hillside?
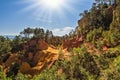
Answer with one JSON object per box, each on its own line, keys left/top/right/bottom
{"left": 0, "top": 0, "right": 120, "bottom": 80}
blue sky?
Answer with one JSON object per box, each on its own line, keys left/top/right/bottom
{"left": 0, "top": 0, "right": 94, "bottom": 36}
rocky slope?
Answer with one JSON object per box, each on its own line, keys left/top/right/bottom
{"left": 1, "top": 39, "right": 60, "bottom": 76}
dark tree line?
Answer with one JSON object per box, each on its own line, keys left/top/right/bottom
{"left": 20, "top": 27, "right": 68, "bottom": 46}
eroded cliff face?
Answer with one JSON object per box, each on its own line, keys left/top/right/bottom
{"left": 1, "top": 39, "right": 59, "bottom": 76}
{"left": 62, "top": 36, "right": 84, "bottom": 51}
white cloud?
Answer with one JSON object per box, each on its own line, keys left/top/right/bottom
{"left": 52, "top": 27, "right": 74, "bottom": 36}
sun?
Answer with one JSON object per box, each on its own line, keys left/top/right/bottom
{"left": 19, "top": 0, "right": 74, "bottom": 23}
{"left": 41, "top": 0, "right": 63, "bottom": 9}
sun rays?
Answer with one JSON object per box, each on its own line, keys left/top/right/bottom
{"left": 18, "top": 0, "right": 76, "bottom": 23}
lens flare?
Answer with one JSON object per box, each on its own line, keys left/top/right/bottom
{"left": 19, "top": 0, "right": 76, "bottom": 23}
{"left": 41, "top": 0, "right": 63, "bottom": 9}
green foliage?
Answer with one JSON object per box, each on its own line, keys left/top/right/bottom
{"left": 0, "top": 66, "right": 12, "bottom": 80}
{"left": 15, "top": 73, "right": 31, "bottom": 80}
{"left": 86, "top": 28, "right": 102, "bottom": 44}
{"left": 34, "top": 46, "right": 99, "bottom": 80}
{"left": 114, "top": 56, "right": 120, "bottom": 74}
{"left": 56, "top": 46, "right": 100, "bottom": 80}
{"left": 20, "top": 27, "right": 33, "bottom": 38}
{"left": 20, "top": 27, "right": 63, "bottom": 46}
{"left": 33, "top": 28, "right": 45, "bottom": 39}
{"left": 102, "top": 28, "right": 120, "bottom": 47}
{"left": 0, "top": 36, "right": 11, "bottom": 59}
{"left": 100, "top": 0, "right": 120, "bottom": 47}
{"left": 10, "top": 35, "right": 23, "bottom": 47}
{"left": 98, "top": 55, "right": 109, "bottom": 70}
{"left": 101, "top": 55, "right": 120, "bottom": 80}
{"left": 0, "top": 66, "right": 7, "bottom": 80}
{"left": 32, "top": 66, "right": 64, "bottom": 80}
{"left": 0, "top": 46, "right": 120, "bottom": 80}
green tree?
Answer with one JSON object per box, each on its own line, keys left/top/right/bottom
{"left": 45, "top": 30, "right": 53, "bottom": 43}
{"left": 0, "top": 36, "right": 11, "bottom": 58}
{"left": 20, "top": 27, "right": 33, "bottom": 38}
{"left": 33, "top": 28, "right": 45, "bottom": 39}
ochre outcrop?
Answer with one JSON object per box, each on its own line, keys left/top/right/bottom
{"left": 2, "top": 39, "right": 59, "bottom": 76}
{"left": 62, "top": 36, "right": 84, "bottom": 51}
